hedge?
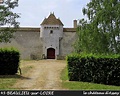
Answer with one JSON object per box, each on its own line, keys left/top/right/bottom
{"left": 0, "top": 48, "right": 20, "bottom": 75}
{"left": 67, "top": 54, "right": 120, "bottom": 86}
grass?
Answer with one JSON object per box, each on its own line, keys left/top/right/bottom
{"left": 1, "top": 60, "right": 120, "bottom": 90}
{"left": 0, "top": 75, "right": 20, "bottom": 90}
{"left": 61, "top": 66, "right": 120, "bottom": 90}
{"left": 0, "top": 60, "right": 33, "bottom": 90}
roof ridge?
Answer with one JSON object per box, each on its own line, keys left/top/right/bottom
{"left": 41, "top": 13, "right": 64, "bottom": 26}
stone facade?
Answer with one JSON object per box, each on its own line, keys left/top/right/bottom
{"left": 0, "top": 13, "right": 77, "bottom": 60}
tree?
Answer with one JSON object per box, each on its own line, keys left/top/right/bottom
{"left": 75, "top": 0, "right": 120, "bottom": 54}
{"left": 0, "top": 0, "right": 20, "bottom": 43}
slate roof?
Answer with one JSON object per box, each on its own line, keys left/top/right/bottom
{"left": 41, "top": 13, "right": 64, "bottom": 26}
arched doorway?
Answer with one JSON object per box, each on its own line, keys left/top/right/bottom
{"left": 47, "top": 48, "right": 55, "bottom": 59}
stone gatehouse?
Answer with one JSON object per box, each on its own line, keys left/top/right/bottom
{"left": 0, "top": 13, "right": 77, "bottom": 60}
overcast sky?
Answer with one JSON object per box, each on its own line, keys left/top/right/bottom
{"left": 13, "top": 0, "right": 90, "bottom": 28}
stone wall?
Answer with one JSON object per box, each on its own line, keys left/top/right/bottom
{"left": 0, "top": 28, "right": 77, "bottom": 60}
{"left": 0, "top": 31, "right": 43, "bottom": 60}
{"left": 60, "top": 32, "right": 77, "bottom": 58}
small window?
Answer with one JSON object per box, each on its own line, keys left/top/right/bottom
{"left": 50, "top": 30, "right": 53, "bottom": 34}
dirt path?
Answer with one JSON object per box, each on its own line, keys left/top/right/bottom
{"left": 13, "top": 60, "right": 66, "bottom": 90}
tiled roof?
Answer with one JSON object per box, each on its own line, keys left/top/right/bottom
{"left": 63, "top": 28, "right": 76, "bottom": 32}
{"left": 17, "top": 27, "right": 76, "bottom": 32}
{"left": 17, "top": 27, "right": 40, "bottom": 32}
{"left": 41, "top": 13, "right": 64, "bottom": 26}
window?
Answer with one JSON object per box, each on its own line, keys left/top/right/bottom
{"left": 57, "top": 27, "right": 59, "bottom": 29}
{"left": 50, "top": 30, "right": 53, "bottom": 34}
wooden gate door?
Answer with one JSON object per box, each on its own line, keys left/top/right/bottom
{"left": 47, "top": 48, "right": 55, "bottom": 59}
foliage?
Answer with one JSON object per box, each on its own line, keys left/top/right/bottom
{"left": 61, "top": 66, "right": 120, "bottom": 90}
{"left": 0, "top": 60, "right": 33, "bottom": 89}
{"left": 66, "top": 54, "right": 120, "bottom": 86}
{"left": 0, "top": 47, "right": 20, "bottom": 75}
{"left": 0, "top": 0, "right": 20, "bottom": 43}
{"left": 75, "top": 0, "right": 120, "bottom": 54}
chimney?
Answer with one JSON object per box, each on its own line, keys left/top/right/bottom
{"left": 73, "top": 20, "right": 77, "bottom": 28}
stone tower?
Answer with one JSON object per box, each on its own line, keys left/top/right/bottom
{"left": 40, "top": 13, "right": 64, "bottom": 59}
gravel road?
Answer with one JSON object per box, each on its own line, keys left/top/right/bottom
{"left": 13, "top": 60, "right": 66, "bottom": 90}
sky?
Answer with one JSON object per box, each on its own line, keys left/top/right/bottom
{"left": 13, "top": 0, "right": 90, "bottom": 28}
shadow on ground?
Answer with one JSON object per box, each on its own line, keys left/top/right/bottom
{"left": 0, "top": 74, "right": 31, "bottom": 79}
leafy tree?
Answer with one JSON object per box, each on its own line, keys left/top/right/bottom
{"left": 0, "top": 0, "right": 20, "bottom": 43}
{"left": 75, "top": 0, "right": 120, "bottom": 54}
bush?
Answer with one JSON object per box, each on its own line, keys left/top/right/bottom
{"left": 0, "top": 47, "right": 20, "bottom": 75}
{"left": 67, "top": 54, "right": 120, "bottom": 86}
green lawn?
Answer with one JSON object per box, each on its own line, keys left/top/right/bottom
{"left": 0, "top": 61, "right": 33, "bottom": 90}
{"left": 61, "top": 66, "right": 120, "bottom": 90}
{"left": 0, "top": 75, "right": 21, "bottom": 90}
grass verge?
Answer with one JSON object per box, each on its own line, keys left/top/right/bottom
{"left": 61, "top": 66, "right": 120, "bottom": 90}
{"left": 0, "top": 60, "right": 33, "bottom": 90}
